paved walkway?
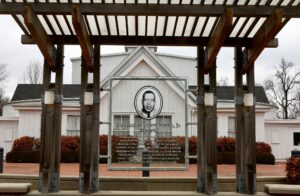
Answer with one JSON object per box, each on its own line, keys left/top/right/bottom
{"left": 2, "top": 162, "right": 286, "bottom": 177}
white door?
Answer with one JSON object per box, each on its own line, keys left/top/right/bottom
{"left": 0, "top": 128, "right": 14, "bottom": 158}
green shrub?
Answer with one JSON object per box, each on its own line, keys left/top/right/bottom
{"left": 61, "top": 136, "right": 80, "bottom": 152}
{"left": 7, "top": 135, "right": 276, "bottom": 165}
{"left": 216, "top": 152, "right": 275, "bottom": 165}
{"left": 286, "top": 157, "right": 300, "bottom": 183}
{"left": 12, "top": 136, "right": 36, "bottom": 152}
{"left": 6, "top": 151, "right": 40, "bottom": 163}
{"left": 61, "top": 151, "right": 79, "bottom": 163}
{"left": 189, "top": 136, "right": 197, "bottom": 155}
{"left": 217, "top": 152, "right": 235, "bottom": 164}
{"left": 99, "top": 134, "right": 108, "bottom": 155}
{"left": 256, "top": 142, "right": 272, "bottom": 153}
{"left": 217, "top": 137, "right": 235, "bottom": 152}
{"left": 256, "top": 153, "right": 275, "bottom": 165}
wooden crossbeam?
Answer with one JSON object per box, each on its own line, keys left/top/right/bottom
{"left": 23, "top": 5, "right": 56, "bottom": 71}
{"left": 21, "top": 35, "right": 279, "bottom": 48}
{"left": 204, "top": 8, "right": 233, "bottom": 73}
{"left": 243, "top": 8, "right": 283, "bottom": 74}
{"left": 72, "top": 5, "right": 93, "bottom": 72}
{"left": 1, "top": 3, "right": 300, "bottom": 18}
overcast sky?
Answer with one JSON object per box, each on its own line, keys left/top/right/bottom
{"left": 0, "top": 16, "right": 299, "bottom": 98}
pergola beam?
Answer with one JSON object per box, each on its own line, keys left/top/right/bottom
{"left": 1, "top": 3, "right": 300, "bottom": 17}
{"left": 243, "top": 8, "right": 283, "bottom": 74}
{"left": 21, "top": 35, "right": 279, "bottom": 48}
{"left": 204, "top": 8, "right": 233, "bottom": 73}
{"left": 72, "top": 5, "right": 93, "bottom": 72}
{"left": 23, "top": 5, "right": 56, "bottom": 71}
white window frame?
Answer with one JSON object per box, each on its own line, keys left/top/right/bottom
{"left": 228, "top": 117, "right": 235, "bottom": 138}
{"left": 156, "top": 115, "right": 172, "bottom": 137}
{"left": 67, "top": 115, "right": 80, "bottom": 136}
{"left": 113, "top": 114, "right": 130, "bottom": 136}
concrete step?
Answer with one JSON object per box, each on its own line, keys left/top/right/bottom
{"left": 27, "top": 190, "right": 270, "bottom": 196}
{"left": 0, "top": 183, "right": 31, "bottom": 193}
{"left": 265, "top": 184, "right": 300, "bottom": 194}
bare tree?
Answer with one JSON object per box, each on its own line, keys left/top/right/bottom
{"left": 0, "top": 64, "right": 9, "bottom": 116}
{"left": 264, "top": 58, "right": 300, "bottom": 119}
{"left": 23, "top": 60, "right": 42, "bottom": 84}
{"left": 217, "top": 77, "right": 229, "bottom": 86}
{"left": 0, "top": 64, "right": 9, "bottom": 83}
{"left": 0, "top": 89, "right": 9, "bottom": 116}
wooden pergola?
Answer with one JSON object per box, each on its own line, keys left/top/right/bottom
{"left": 0, "top": 0, "right": 299, "bottom": 194}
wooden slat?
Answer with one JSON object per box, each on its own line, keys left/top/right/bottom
{"left": 72, "top": 5, "right": 93, "bottom": 72}
{"left": 21, "top": 34, "right": 279, "bottom": 47}
{"left": 204, "top": 8, "right": 233, "bottom": 73}
{"left": 23, "top": 5, "right": 56, "bottom": 71}
{"left": 12, "top": 14, "right": 30, "bottom": 35}
{"left": 243, "top": 8, "right": 283, "bottom": 74}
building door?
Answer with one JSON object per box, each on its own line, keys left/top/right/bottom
{"left": 0, "top": 128, "right": 14, "bottom": 158}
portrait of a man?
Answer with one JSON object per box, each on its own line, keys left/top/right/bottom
{"left": 140, "top": 90, "right": 157, "bottom": 118}
{"left": 134, "top": 86, "right": 163, "bottom": 120}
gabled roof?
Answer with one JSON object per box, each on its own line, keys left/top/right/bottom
{"left": 11, "top": 84, "right": 269, "bottom": 104}
{"left": 100, "top": 46, "right": 178, "bottom": 88}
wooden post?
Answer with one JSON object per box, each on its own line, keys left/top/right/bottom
{"left": 205, "top": 60, "right": 217, "bottom": 194}
{"left": 197, "top": 46, "right": 205, "bottom": 193}
{"left": 235, "top": 47, "right": 246, "bottom": 192}
{"left": 91, "top": 45, "right": 100, "bottom": 191}
{"left": 79, "top": 45, "right": 100, "bottom": 193}
{"left": 235, "top": 47, "right": 256, "bottom": 194}
{"left": 39, "top": 45, "right": 64, "bottom": 193}
{"left": 197, "top": 47, "right": 217, "bottom": 194}
{"left": 244, "top": 60, "right": 256, "bottom": 194}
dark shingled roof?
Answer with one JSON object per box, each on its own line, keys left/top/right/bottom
{"left": 189, "top": 86, "right": 269, "bottom": 104}
{"left": 11, "top": 84, "right": 269, "bottom": 104}
{"left": 11, "top": 84, "right": 81, "bottom": 102}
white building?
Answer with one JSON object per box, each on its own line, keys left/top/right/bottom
{"left": 0, "top": 46, "right": 297, "bottom": 160}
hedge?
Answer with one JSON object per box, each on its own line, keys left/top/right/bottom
{"left": 6, "top": 151, "right": 40, "bottom": 163}
{"left": 6, "top": 135, "right": 275, "bottom": 165}
{"left": 286, "top": 157, "right": 300, "bottom": 183}
{"left": 217, "top": 152, "right": 275, "bottom": 165}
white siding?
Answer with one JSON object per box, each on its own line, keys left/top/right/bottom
{"left": 0, "top": 120, "right": 18, "bottom": 157}
{"left": 71, "top": 54, "right": 128, "bottom": 84}
{"left": 217, "top": 113, "right": 229, "bottom": 137}
{"left": 156, "top": 54, "right": 197, "bottom": 85}
{"left": 18, "top": 111, "right": 41, "bottom": 138}
{"left": 256, "top": 113, "right": 265, "bottom": 141}
{"left": 2, "top": 105, "right": 18, "bottom": 117}
{"left": 265, "top": 121, "right": 300, "bottom": 160}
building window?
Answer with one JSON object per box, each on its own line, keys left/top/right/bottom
{"left": 67, "top": 115, "right": 80, "bottom": 136}
{"left": 113, "top": 115, "right": 130, "bottom": 136}
{"left": 228, "top": 117, "right": 235, "bottom": 138}
{"left": 271, "top": 131, "right": 280, "bottom": 144}
{"left": 134, "top": 115, "right": 151, "bottom": 137}
{"left": 294, "top": 132, "right": 300, "bottom": 146}
{"left": 156, "top": 115, "right": 172, "bottom": 137}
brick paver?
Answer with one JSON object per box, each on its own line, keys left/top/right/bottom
{"left": 2, "top": 162, "right": 286, "bottom": 177}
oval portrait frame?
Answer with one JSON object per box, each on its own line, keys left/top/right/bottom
{"left": 134, "top": 86, "right": 163, "bottom": 120}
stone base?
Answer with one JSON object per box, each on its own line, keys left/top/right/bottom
{"left": 27, "top": 190, "right": 270, "bottom": 196}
